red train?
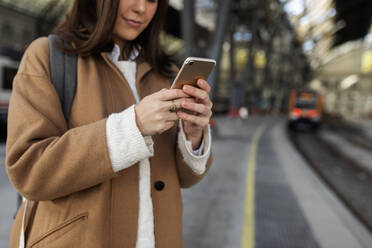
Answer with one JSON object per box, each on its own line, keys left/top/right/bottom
{"left": 288, "top": 90, "right": 323, "bottom": 131}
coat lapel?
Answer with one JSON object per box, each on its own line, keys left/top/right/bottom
{"left": 136, "top": 61, "right": 152, "bottom": 85}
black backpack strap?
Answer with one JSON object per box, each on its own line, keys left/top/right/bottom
{"left": 48, "top": 34, "right": 77, "bottom": 122}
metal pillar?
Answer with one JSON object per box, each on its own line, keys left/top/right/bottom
{"left": 208, "top": 0, "right": 232, "bottom": 101}
{"left": 240, "top": 0, "right": 263, "bottom": 113}
{"left": 229, "top": 15, "right": 237, "bottom": 83}
{"left": 262, "top": 27, "right": 278, "bottom": 109}
{"left": 245, "top": 0, "right": 261, "bottom": 87}
{"left": 182, "top": 0, "right": 195, "bottom": 58}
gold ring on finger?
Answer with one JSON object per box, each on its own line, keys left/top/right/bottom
{"left": 170, "top": 102, "right": 178, "bottom": 112}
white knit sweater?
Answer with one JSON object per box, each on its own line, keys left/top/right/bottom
{"left": 105, "top": 44, "right": 211, "bottom": 248}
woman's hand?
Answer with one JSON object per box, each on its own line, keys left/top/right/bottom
{"left": 178, "top": 79, "right": 213, "bottom": 150}
{"left": 135, "top": 89, "right": 188, "bottom": 136}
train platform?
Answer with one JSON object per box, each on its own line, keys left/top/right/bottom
{"left": 1, "top": 116, "right": 371, "bottom": 247}
{"left": 257, "top": 120, "right": 371, "bottom": 248}
{"left": 182, "top": 116, "right": 372, "bottom": 248}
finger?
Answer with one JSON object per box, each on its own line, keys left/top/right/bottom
{"left": 181, "top": 97, "right": 197, "bottom": 103}
{"left": 158, "top": 89, "right": 189, "bottom": 101}
{"left": 186, "top": 90, "right": 212, "bottom": 109}
{"left": 162, "top": 98, "right": 184, "bottom": 111}
{"left": 181, "top": 100, "right": 210, "bottom": 116}
{"left": 177, "top": 111, "right": 209, "bottom": 127}
{"left": 182, "top": 85, "right": 210, "bottom": 102}
{"left": 176, "top": 98, "right": 197, "bottom": 115}
{"left": 196, "top": 79, "right": 211, "bottom": 93}
{"left": 159, "top": 99, "right": 181, "bottom": 113}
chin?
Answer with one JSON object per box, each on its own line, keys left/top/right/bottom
{"left": 121, "top": 31, "right": 142, "bottom": 41}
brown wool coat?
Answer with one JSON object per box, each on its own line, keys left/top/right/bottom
{"left": 5, "top": 37, "right": 212, "bottom": 248}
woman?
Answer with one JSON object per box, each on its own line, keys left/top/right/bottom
{"left": 5, "top": 0, "right": 213, "bottom": 247}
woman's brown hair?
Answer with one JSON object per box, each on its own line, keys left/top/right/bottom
{"left": 55, "top": 0, "right": 173, "bottom": 77}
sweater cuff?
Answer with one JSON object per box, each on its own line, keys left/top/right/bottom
{"left": 177, "top": 120, "right": 211, "bottom": 175}
{"left": 192, "top": 138, "right": 204, "bottom": 156}
{"left": 106, "top": 105, "right": 154, "bottom": 173}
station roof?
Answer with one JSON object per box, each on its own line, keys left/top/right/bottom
{"left": 284, "top": 0, "right": 372, "bottom": 67}
{"left": 333, "top": 0, "right": 372, "bottom": 46}
{"left": 1, "top": 0, "right": 370, "bottom": 52}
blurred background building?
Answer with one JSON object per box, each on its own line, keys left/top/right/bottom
{"left": 0, "top": 0, "right": 371, "bottom": 119}
{"left": 0, "top": 0, "right": 71, "bottom": 50}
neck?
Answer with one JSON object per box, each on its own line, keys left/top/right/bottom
{"left": 113, "top": 38, "right": 130, "bottom": 60}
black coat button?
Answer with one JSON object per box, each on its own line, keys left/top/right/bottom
{"left": 154, "top": 181, "right": 165, "bottom": 191}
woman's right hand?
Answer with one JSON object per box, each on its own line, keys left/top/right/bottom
{"left": 135, "top": 89, "right": 189, "bottom": 136}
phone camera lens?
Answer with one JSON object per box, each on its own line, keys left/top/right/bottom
{"left": 188, "top": 61, "right": 194, "bottom": 66}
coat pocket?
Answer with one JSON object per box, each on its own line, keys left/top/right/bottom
{"left": 28, "top": 212, "right": 88, "bottom": 248}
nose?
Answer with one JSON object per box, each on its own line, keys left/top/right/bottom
{"left": 132, "top": 0, "right": 146, "bottom": 14}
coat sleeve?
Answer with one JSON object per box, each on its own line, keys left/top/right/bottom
{"left": 175, "top": 123, "right": 213, "bottom": 188}
{"left": 5, "top": 38, "right": 116, "bottom": 201}
{"left": 168, "top": 64, "right": 213, "bottom": 188}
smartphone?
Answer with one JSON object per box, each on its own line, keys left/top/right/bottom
{"left": 170, "top": 57, "right": 216, "bottom": 89}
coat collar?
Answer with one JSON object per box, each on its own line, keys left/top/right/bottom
{"left": 101, "top": 44, "right": 152, "bottom": 83}
{"left": 136, "top": 60, "right": 152, "bottom": 83}
{"left": 108, "top": 44, "right": 140, "bottom": 62}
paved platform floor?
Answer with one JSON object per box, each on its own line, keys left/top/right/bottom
{"left": 268, "top": 120, "right": 371, "bottom": 248}
{"left": 0, "top": 143, "right": 17, "bottom": 247}
{"left": 183, "top": 116, "right": 371, "bottom": 248}
{"left": 1, "top": 116, "right": 371, "bottom": 247}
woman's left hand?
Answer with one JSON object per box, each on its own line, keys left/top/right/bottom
{"left": 177, "top": 79, "right": 213, "bottom": 150}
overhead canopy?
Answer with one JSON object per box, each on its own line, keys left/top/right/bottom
{"left": 334, "top": 0, "right": 372, "bottom": 46}
{"left": 317, "top": 43, "right": 366, "bottom": 79}
{"left": 284, "top": 0, "right": 372, "bottom": 68}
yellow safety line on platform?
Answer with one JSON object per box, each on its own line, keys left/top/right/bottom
{"left": 241, "top": 122, "right": 267, "bottom": 248}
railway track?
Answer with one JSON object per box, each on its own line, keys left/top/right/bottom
{"left": 288, "top": 127, "right": 372, "bottom": 234}
{"left": 324, "top": 118, "right": 372, "bottom": 152}
{"left": 330, "top": 126, "right": 372, "bottom": 153}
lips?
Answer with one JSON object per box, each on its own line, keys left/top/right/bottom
{"left": 123, "top": 17, "right": 142, "bottom": 28}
